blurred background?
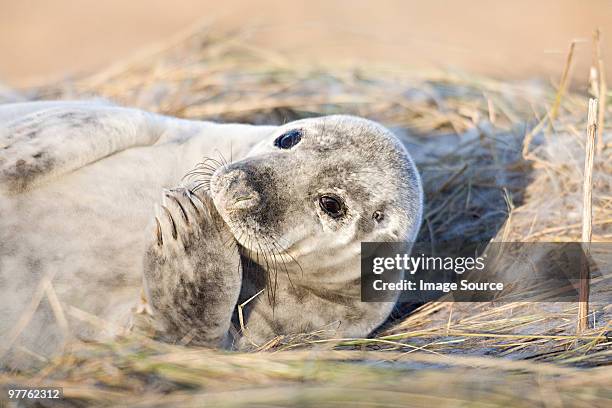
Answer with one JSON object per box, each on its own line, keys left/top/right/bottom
{"left": 1, "top": 0, "right": 611, "bottom": 88}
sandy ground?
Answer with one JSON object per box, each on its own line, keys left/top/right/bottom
{"left": 1, "top": 0, "right": 611, "bottom": 87}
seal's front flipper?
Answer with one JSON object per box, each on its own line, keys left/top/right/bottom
{"left": 0, "top": 104, "right": 164, "bottom": 194}
{"left": 142, "top": 187, "right": 242, "bottom": 347}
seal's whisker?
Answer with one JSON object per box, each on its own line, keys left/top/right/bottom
{"left": 269, "top": 238, "right": 300, "bottom": 284}
{"left": 261, "top": 241, "right": 277, "bottom": 307}
{"left": 194, "top": 164, "right": 216, "bottom": 174}
{"left": 184, "top": 176, "right": 211, "bottom": 188}
{"left": 193, "top": 159, "right": 218, "bottom": 169}
{"left": 189, "top": 167, "right": 216, "bottom": 177}
{"left": 198, "top": 156, "right": 223, "bottom": 166}
{"left": 184, "top": 150, "right": 235, "bottom": 195}
{"left": 190, "top": 158, "right": 220, "bottom": 173}
{"left": 264, "top": 241, "right": 280, "bottom": 311}
{"left": 182, "top": 156, "right": 224, "bottom": 193}
{"left": 185, "top": 169, "right": 214, "bottom": 175}
{"left": 253, "top": 238, "right": 273, "bottom": 305}
{"left": 182, "top": 172, "right": 208, "bottom": 184}
{"left": 194, "top": 158, "right": 222, "bottom": 171}
{"left": 183, "top": 171, "right": 214, "bottom": 181}
{"left": 186, "top": 179, "right": 211, "bottom": 190}
{"left": 263, "top": 238, "right": 281, "bottom": 290}
{"left": 188, "top": 180, "right": 210, "bottom": 191}
{"left": 272, "top": 236, "right": 305, "bottom": 278}
{"left": 214, "top": 149, "right": 229, "bottom": 168}
{"left": 187, "top": 167, "right": 216, "bottom": 179}
{"left": 236, "top": 231, "right": 253, "bottom": 281}
{"left": 200, "top": 157, "right": 224, "bottom": 169}
{"left": 191, "top": 182, "right": 211, "bottom": 193}
{"left": 250, "top": 233, "right": 260, "bottom": 274}
{"left": 258, "top": 240, "right": 279, "bottom": 308}
{"left": 239, "top": 232, "right": 277, "bottom": 308}
{"left": 264, "top": 236, "right": 293, "bottom": 289}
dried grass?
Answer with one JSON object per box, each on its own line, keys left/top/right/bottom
{"left": 1, "top": 25, "right": 610, "bottom": 407}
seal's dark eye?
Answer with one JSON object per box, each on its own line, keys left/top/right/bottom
{"left": 274, "top": 129, "right": 302, "bottom": 149}
{"left": 319, "top": 195, "right": 345, "bottom": 218}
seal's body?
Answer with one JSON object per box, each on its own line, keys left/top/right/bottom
{"left": 0, "top": 101, "right": 422, "bottom": 362}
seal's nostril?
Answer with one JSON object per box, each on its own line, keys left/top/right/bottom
{"left": 234, "top": 195, "right": 253, "bottom": 203}
{"left": 229, "top": 193, "right": 260, "bottom": 210}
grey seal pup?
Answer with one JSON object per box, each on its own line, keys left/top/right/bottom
{"left": 0, "top": 101, "right": 422, "bottom": 362}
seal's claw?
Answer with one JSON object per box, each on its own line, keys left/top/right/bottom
{"left": 154, "top": 203, "right": 177, "bottom": 245}
{"left": 185, "top": 188, "right": 207, "bottom": 219}
{"left": 162, "top": 190, "right": 191, "bottom": 242}
{"left": 154, "top": 217, "right": 163, "bottom": 246}
{"left": 161, "top": 187, "right": 215, "bottom": 246}
{"left": 171, "top": 188, "right": 202, "bottom": 227}
{"left": 152, "top": 187, "right": 230, "bottom": 256}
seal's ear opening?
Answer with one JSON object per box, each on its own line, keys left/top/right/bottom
{"left": 371, "top": 207, "right": 415, "bottom": 243}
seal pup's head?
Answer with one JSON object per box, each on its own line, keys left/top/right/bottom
{"left": 209, "top": 115, "right": 422, "bottom": 271}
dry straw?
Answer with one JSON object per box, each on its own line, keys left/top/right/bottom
{"left": 592, "top": 29, "right": 608, "bottom": 153}
{"left": 578, "top": 98, "right": 597, "bottom": 333}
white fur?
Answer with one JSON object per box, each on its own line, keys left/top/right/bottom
{"left": 0, "top": 101, "right": 274, "bottom": 363}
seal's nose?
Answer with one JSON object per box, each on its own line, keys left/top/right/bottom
{"left": 211, "top": 168, "right": 261, "bottom": 211}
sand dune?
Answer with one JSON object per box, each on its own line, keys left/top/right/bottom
{"left": 1, "top": 0, "right": 611, "bottom": 86}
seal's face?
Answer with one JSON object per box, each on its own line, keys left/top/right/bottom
{"left": 209, "top": 115, "right": 422, "bottom": 266}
